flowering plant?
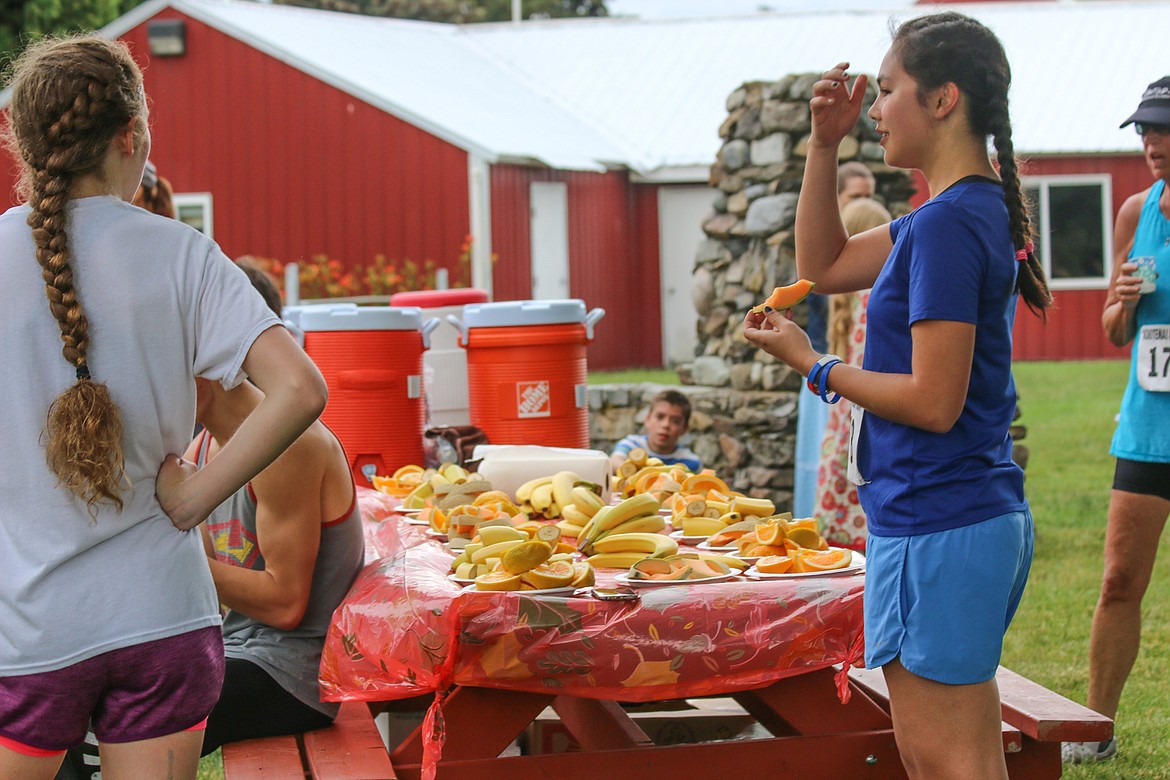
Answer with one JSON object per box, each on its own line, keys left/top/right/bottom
{"left": 246, "top": 236, "right": 480, "bottom": 300}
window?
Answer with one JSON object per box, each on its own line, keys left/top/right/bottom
{"left": 1022, "top": 175, "right": 1112, "bottom": 290}
{"left": 173, "top": 192, "right": 213, "bottom": 238}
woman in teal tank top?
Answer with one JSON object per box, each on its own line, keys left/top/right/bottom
{"left": 1066, "top": 76, "right": 1170, "bottom": 766}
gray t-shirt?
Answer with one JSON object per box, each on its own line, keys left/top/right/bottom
{"left": 0, "top": 196, "right": 279, "bottom": 675}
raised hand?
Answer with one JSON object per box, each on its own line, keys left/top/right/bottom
{"left": 809, "top": 63, "right": 869, "bottom": 150}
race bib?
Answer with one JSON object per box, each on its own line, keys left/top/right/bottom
{"left": 847, "top": 404, "right": 869, "bottom": 486}
{"left": 1137, "top": 324, "right": 1170, "bottom": 392}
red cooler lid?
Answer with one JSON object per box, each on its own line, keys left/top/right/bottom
{"left": 390, "top": 288, "right": 489, "bottom": 308}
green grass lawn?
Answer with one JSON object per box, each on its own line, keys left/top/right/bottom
{"left": 1006, "top": 359, "right": 1169, "bottom": 778}
{"left": 200, "top": 359, "right": 1162, "bottom": 778}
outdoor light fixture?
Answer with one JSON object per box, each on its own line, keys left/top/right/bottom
{"left": 147, "top": 19, "right": 186, "bottom": 57}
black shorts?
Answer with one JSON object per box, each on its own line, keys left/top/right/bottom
{"left": 1113, "top": 458, "right": 1170, "bottom": 502}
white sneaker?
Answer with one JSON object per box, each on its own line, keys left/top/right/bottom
{"left": 1062, "top": 737, "right": 1118, "bottom": 764}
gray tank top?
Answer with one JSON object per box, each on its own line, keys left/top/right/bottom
{"left": 197, "top": 432, "right": 364, "bottom": 715}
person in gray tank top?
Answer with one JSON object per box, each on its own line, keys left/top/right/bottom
{"left": 190, "top": 266, "right": 365, "bottom": 755}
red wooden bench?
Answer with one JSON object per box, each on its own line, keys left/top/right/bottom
{"left": 221, "top": 701, "right": 396, "bottom": 779}
{"left": 847, "top": 665, "right": 1113, "bottom": 778}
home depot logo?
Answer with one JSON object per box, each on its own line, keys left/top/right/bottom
{"left": 517, "top": 380, "right": 551, "bottom": 418}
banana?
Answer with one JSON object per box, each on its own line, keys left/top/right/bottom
{"left": 592, "top": 533, "right": 678, "bottom": 557}
{"left": 441, "top": 463, "right": 469, "bottom": 482}
{"left": 595, "top": 493, "right": 662, "bottom": 534}
{"left": 717, "top": 512, "right": 744, "bottom": 526}
{"left": 476, "top": 525, "right": 528, "bottom": 545}
{"left": 560, "top": 504, "right": 593, "bottom": 526}
{"left": 599, "top": 514, "right": 666, "bottom": 538}
{"left": 682, "top": 516, "right": 727, "bottom": 537}
{"left": 555, "top": 519, "right": 585, "bottom": 537}
{"left": 731, "top": 496, "right": 777, "bottom": 517}
{"left": 529, "top": 483, "right": 555, "bottom": 513}
{"left": 585, "top": 552, "right": 652, "bottom": 569}
{"left": 694, "top": 553, "right": 749, "bottom": 571}
{"left": 402, "top": 480, "right": 434, "bottom": 509}
{"left": 515, "top": 475, "right": 554, "bottom": 504}
{"left": 470, "top": 539, "right": 524, "bottom": 563}
{"left": 550, "top": 471, "right": 579, "bottom": 511}
{"left": 570, "top": 486, "right": 605, "bottom": 517}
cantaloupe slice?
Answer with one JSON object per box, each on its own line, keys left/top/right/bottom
{"left": 749, "top": 279, "right": 815, "bottom": 314}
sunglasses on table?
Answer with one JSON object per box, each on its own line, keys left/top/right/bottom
{"left": 1136, "top": 122, "right": 1170, "bottom": 137}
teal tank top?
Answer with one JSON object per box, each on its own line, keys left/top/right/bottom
{"left": 1111, "top": 179, "right": 1170, "bottom": 463}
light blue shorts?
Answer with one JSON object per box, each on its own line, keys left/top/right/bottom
{"left": 864, "top": 510, "right": 1034, "bottom": 684}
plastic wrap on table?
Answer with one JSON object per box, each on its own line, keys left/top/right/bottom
{"left": 321, "top": 543, "right": 864, "bottom": 704}
{"left": 356, "top": 486, "right": 430, "bottom": 562}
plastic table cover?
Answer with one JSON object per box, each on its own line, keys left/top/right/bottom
{"left": 320, "top": 535, "right": 864, "bottom": 705}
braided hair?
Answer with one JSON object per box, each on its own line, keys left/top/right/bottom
{"left": 3, "top": 36, "right": 146, "bottom": 514}
{"left": 892, "top": 12, "right": 1052, "bottom": 318}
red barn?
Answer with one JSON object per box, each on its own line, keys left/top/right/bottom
{"left": 2, "top": 0, "right": 1163, "bottom": 366}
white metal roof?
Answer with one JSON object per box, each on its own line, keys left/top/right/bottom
{"left": 102, "top": 0, "right": 1165, "bottom": 173}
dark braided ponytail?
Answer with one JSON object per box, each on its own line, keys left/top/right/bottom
{"left": 3, "top": 36, "right": 147, "bottom": 515}
{"left": 893, "top": 12, "right": 1053, "bottom": 318}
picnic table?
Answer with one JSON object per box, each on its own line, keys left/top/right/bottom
{"left": 310, "top": 493, "right": 1109, "bottom": 780}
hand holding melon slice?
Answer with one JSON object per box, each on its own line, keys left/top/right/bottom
{"left": 749, "top": 279, "right": 815, "bottom": 314}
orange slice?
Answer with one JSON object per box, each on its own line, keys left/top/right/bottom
{"left": 474, "top": 571, "right": 522, "bottom": 591}
{"left": 793, "top": 548, "right": 853, "bottom": 573}
{"left": 520, "top": 560, "right": 575, "bottom": 589}
{"left": 754, "top": 519, "right": 787, "bottom": 547}
{"left": 756, "top": 555, "right": 795, "bottom": 574}
{"left": 786, "top": 527, "right": 824, "bottom": 550}
{"left": 681, "top": 473, "right": 730, "bottom": 496}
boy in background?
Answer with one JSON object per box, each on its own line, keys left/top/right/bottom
{"left": 610, "top": 390, "right": 701, "bottom": 472}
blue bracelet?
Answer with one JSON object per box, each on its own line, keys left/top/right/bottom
{"left": 807, "top": 354, "right": 843, "bottom": 397}
{"left": 819, "top": 359, "right": 843, "bottom": 404}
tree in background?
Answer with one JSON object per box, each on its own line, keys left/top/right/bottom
{"left": 274, "top": 0, "right": 607, "bottom": 23}
{"left": 1, "top": 0, "right": 147, "bottom": 67}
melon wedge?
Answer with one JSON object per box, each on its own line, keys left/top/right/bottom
{"left": 749, "top": 279, "right": 815, "bottom": 314}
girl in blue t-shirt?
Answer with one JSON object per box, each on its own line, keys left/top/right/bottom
{"left": 744, "top": 12, "right": 1051, "bottom": 780}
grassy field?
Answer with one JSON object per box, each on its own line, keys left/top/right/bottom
{"left": 199, "top": 359, "right": 1164, "bottom": 778}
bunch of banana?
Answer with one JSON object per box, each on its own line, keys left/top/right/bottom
{"left": 514, "top": 471, "right": 603, "bottom": 521}
{"left": 575, "top": 492, "right": 664, "bottom": 558}
{"left": 584, "top": 531, "right": 678, "bottom": 569}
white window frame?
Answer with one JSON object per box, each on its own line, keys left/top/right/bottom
{"left": 173, "top": 192, "right": 214, "bottom": 238}
{"left": 1021, "top": 174, "right": 1112, "bottom": 291}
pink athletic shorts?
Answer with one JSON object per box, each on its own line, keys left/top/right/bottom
{"left": 0, "top": 626, "right": 224, "bottom": 753}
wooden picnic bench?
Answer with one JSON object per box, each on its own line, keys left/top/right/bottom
{"left": 221, "top": 701, "right": 395, "bottom": 779}
{"left": 847, "top": 665, "right": 1113, "bottom": 778}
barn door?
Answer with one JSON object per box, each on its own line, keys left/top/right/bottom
{"left": 658, "top": 185, "right": 714, "bottom": 365}
{"left": 530, "top": 182, "right": 570, "bottom": 300}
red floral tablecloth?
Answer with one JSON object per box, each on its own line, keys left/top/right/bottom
{"left": 321, "top": 536, "right": 865, "bottom": 704}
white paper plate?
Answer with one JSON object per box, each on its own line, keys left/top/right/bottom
{"left": 668, "top": 529, "right": 708, "bottom": 545}
{"left": 695, "top": 540, "right": 737, "bottom": 552}
{"left": 460, "top": 584, "right": 576, "bottom": 596}
{"left": 398, "top": 506, "right": 424, "bottom": 514}
{"left": 425, "top": 529, "right": 449, "bottom": 541}
{"left": 613, "top": 571, "right": 739, "bottom": 588}
{"left": 404, "top": 517, "right": 430, "bottom": 526}
{"left": 448, "top": 574, "right": 475, "bottom": 585}
{"left": 745, "top": 550, "right": 866, "bottom": 579}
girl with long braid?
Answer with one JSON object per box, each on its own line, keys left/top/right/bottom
{"left": 0, "top": 36, "right": 326, "bottom": 779}
{"left": 745, "top": 12, "right": 1050, "bottom": 778}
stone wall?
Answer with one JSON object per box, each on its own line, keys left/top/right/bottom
{"left": 588, "top": 383, "right": 800, "bottom": 508}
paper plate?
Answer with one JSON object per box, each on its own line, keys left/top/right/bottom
{"left": 425, "top": 529, "right": 449, "bottom": 542}
{"left": 613, "top": 571, "right": 739, "bottom": 588}
{"left": 668, "top": 529, "right": 708, "bottom": 545}
{"left": 745, "top": 550, "right": 866, "bottom": 579}
{"left": 695, "top": 540, "right": 737, "bottom": 552}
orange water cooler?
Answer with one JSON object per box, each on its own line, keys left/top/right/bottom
{"left": 297, "top": 305, "right": 439, "bottom": 486}
{"left": 449, "top": 300, "right": 605, "bottom": 448}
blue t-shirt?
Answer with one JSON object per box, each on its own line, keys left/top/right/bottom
{"left": 1111, "top": 180, "right": 1170, "bottom": 463}
{"left": 612, "top": 434, "right": 702, "bottom": 472}
{"left": 857, "top": 177, "right": 1027, "bottom": 537}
